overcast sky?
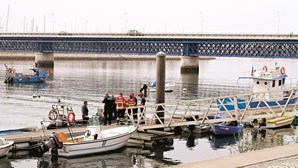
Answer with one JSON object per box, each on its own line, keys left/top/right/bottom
{"left": 0, "top": 0, "right": 297, "bottom": 34}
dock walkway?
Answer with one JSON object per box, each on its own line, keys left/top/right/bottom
{"left": 172, "top": 142, "right": 298, "bottom": 168}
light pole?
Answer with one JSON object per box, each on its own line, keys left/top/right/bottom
{"left": 124, "top": 12, "right": 128, "bottom": 32}
{"left": 277, "top": 11, "right": 280, "bottom": 34}
{"left": 52, "top": 13, "right": 55, "bottom": 33}
{"left": 200, "top": 12, "right": 204, "bottom": 34}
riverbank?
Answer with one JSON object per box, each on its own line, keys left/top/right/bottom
{"left": 172, "top": 142, "right": 298, "bottom": 168}
{"left": 0, "top": 52, "right": 215, "bottom": 60}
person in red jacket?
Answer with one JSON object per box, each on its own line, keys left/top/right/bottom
{"left": 115, "top": 92, "right": 126, "bottom": 125}
{"left": 127, "top": 93, "right": 137, "bottom": 124}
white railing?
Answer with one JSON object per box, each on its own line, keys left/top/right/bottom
{"left": 125, "top": 87, "right": 298, "bottom": 130}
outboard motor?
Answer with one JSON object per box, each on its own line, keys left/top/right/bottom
{"left": 36, "top": 132, "right": 64, "bottom": 156}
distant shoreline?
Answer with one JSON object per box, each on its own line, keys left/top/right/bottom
{"left": 0, "top": 52, "right": 215, "bottom": 61}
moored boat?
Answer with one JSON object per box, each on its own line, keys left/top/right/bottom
{"left": 211, "top": 121, "right": 243, "bottom": 135}
{"left": 0, "top": 138, "right": 14, "bottom": 157}
{"left": 292, "top": 115, "right": 298, "bottom": 126}
{"left": 4, "top": 64, "right": 47, "bottom": 84}
{"left": 148, "top": 81, "right": 175, "bottom": 92}
{"left": 217, "top": 64, "right": 298, "bottom": 111}
{"left": 37, "top": 118, "right": 136, "bottom": 158}
{"left": 253, "top": 115, "right": 295, "bottom": 129}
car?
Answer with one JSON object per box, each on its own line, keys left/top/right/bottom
{"left": 127, "top": 30, "right": 143, "bottom": 36}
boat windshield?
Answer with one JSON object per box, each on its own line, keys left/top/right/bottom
{"left": 87, "top": 117, "right": 101, "bottom": 126}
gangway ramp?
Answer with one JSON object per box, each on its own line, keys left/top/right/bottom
{"left": 127, "top": 88, "right": 298, "bottom": 131}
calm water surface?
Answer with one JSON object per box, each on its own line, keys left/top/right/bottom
{"left": 1, "top": 57, "right": 298, "bottom": 167}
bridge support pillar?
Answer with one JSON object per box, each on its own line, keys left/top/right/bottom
{"left": 180, "top": 56, "right": 199, "bottom": 74}
{"left": 35, "top": 52, "right": 54, "bottom": 68}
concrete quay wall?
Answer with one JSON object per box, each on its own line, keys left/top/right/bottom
{"left": 0, "top": 52, "right": 181, "bottom": 60}
{"left": 172, "top": 143, "right": 298, "bottom": 168}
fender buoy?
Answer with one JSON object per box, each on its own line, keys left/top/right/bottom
{"left": 280, "top": 67, "right": 286, "bottom": 74}
{"left": 262, "top": 66, "right": 268, "bottom": 72}
{"left": 48, "top": 110, "right": 58, "bottom": 120}
{"left": 66, "top": 111, "right": 75, "bottom": 123}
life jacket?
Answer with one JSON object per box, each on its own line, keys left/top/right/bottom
{"left": 115, "top": 96, "right": 126, "bottom": 110}
{"left": 127, "top": 98, "right": 136, "bottom": 107}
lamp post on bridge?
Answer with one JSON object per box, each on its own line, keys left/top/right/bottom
{"left": 52, "top": 13, "right": 55, "bottom": 33}
{"left": 277, "top": 11, "right": 280, "bottom": 34}
{"left": 200, "top": 12, "right": 204, "bottom": 34}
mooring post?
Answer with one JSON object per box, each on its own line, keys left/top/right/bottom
{"left": 155, "top": 51, "right": 166, "bottom": 125}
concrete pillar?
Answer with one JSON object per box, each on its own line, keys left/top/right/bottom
{"left": 155, "top": 51, "right": 166, "bottom": 124}
{"left": 180, "top": 72, "right": 199, "bottom": 96}
{"left": 35, "top": 52, "right": 54, "bottom": 68}
{"left": 180, "top": 56, "right": 199, "bottom": 74}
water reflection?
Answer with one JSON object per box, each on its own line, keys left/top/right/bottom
{"left": 0, "top": 157, "right": 12, "bottom": 168}
{"left": 209, "top": 134, "right": 239, "bottom": 149}
{"left": 38, "top": 150, "right": 132, "bottom": 168}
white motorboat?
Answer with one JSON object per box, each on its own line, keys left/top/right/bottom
{"left": 0, "top": 138, "right": 14, "bottom": 157}
{"left": 148, "top": 81, "right": 175, "bottom": 92}
{"left": 38, "top": 119, "right": 136, "bottom": 158}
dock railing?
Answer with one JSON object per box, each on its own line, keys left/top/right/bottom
{"left": 126, "top": 87, "right": 298, "bottom": 130}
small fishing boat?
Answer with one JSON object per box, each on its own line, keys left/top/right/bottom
{"left": 211, "top": 121, "right": 243, "bottom": 135}
{"left": 253, "top": 115, "right": 295, "bottom": 129}
{"left": 37, "top": 118, "right": 136, "bottom": 158}
{"left": 217, "top": 64, "right": 298, "bottom": 111}
{"left": 4, "top": 64, "right": 47, "bottom": 83}
{"left": 292, "top": 115, "right": 298, "bottom": 126}
{"left": 148, "top": 81, "right": 175, "bottom": 92}
{"left": 0, "top": 138, "right": 14, "bottom": 157}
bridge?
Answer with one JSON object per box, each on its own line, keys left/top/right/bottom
{"left": 1, "top": 33, "right": 298, "bottom": 68}
{"left": 1, "top": 33, "right": 298, "bottom": 57}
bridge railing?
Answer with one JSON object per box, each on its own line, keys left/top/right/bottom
{"left": 1, "top": 32, "right": 298, "bottom": 40}
{"left": 126, "top": 87, "right": 298, "bottom": 130}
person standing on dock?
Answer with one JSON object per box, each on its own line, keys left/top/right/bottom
{"left": 127, "top": 93, "right": 137, "bottom": 124}
{"left": 115, "top": 92, "right": 126, "bottom": 125}
{"left": 138, "top": 92, "right": 146, "bottom": 124}
{"left": 81, "top": 100, "right": 89, "bottom": 121}
{"left": 102, "top": 93, "right": 114, "bottom": 125}
{"left": 111, "top": 94, "right": 117, "bottom": 121}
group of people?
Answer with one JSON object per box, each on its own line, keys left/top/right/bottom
{"left": 81, "top": 92, "right": 146, "bottom": 125}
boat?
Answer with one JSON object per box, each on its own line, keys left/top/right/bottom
{"left": 292, "top": 115, "right": 298, "bottom": 126}
{"left": 217, "top": 64, "right": 298, "bottom": 111}
{"left": 211, "top": 121, "right": 244, "bottom": 135}
{"left": 37, "top": 118, "right": 136, "bottom": 158}
{"left": 148, "top": 81, "right": 175, "bottom": 92}
{"left": 0, "top": 138, "right": 14, "bottom": 157}
{"left": 252, "top": 115, "right": 295, "bottom": 129}
{"left": 4, "top": 64, "right": 47, "bottom": 83}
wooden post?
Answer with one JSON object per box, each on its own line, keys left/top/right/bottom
{"left": 155, "top": 52, "right": 166, "bottom": 125}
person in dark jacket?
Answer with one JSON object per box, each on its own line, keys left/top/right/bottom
{"left": 81, "top": 100, "right": 89, "bottom": 121}
{"left": 111, "top": 94, "right": 117, "bottom": 120}
{"left": 102, "top": 93, "right": 114, "bottom": 125}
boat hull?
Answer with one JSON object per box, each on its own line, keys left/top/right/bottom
{"left": 12, "top": 77, "right": 46, "bottom": 83}
{"left": 57, "top": 127, "right": 134, "bottom": 158}
{"left": 212, "top": 124, "right": 243, "bottom": 135}
{"left": 217, "top": 97, "right": 298, "bottom": 111}
{"left": 260, "top": 116, "right": 295, "bottom": 129}
{"left": 0, "top": 141, "right": 14, "bottom": 157}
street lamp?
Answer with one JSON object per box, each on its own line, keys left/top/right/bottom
{"left": 277, "top": 11, "right": 280, "bottom": 34}
{"left": 200, "top": 12, "right": 204, "bottom": 34}
{"left": 52, "top": 13, "right": 55, "bottom": 33}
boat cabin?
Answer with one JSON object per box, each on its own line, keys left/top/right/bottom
{"left": 240, "top": 65, "right": 287, "bottom": 100}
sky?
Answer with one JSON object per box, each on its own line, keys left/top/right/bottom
{"left": 0, "top": 0, "right": 297, "bottom": 34}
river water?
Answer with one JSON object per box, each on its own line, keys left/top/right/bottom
{"left": 0, "top": 57, "right": 298, "bottom": 167}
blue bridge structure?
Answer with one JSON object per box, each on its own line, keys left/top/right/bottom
{"left": 0, "top": 33, "right": 298, "bottom": 58}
